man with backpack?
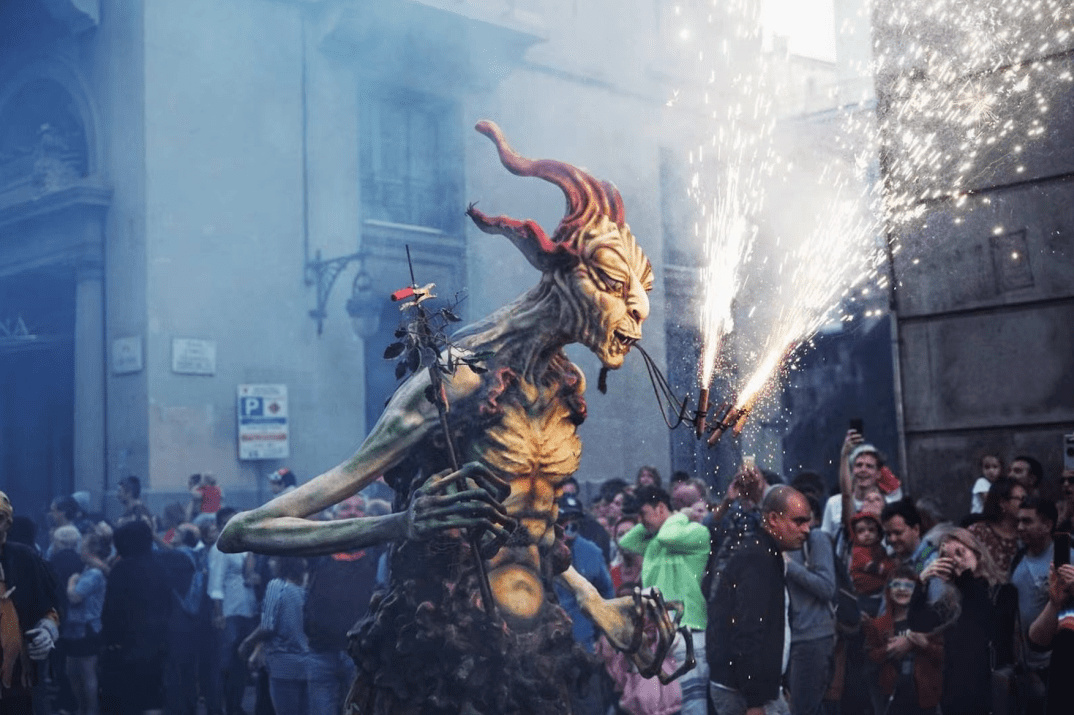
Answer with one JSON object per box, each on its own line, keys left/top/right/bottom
{"left": 785, "top": 494, "right": 838, "bottom": 715}
{"left": 160, "top": 523, "right": 210, "bottom": 715}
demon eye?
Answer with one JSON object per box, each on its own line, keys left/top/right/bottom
{"left": 587, "top": 263, "right": 626, "bottom": 296}
{"left": 599, "top": 270, "right": 625, "bottom": 294}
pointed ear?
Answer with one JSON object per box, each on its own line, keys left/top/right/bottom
{"left": 466, "top": 204, "right": 577, "bottom": 271}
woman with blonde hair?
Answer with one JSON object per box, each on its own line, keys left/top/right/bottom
{"left": 917, "top": 527, "right": 1017, "bottom": 715}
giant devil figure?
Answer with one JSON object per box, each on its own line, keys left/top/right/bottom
{"left": 220, "top": 121, "right": 671, "bottom": 714}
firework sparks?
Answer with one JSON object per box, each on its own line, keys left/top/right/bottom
{"left": 669, "top": 0, "right": 1072, "bottom": 441}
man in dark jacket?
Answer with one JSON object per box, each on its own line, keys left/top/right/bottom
{"left": 707, "top": 486, "right": 811, "bottom": 715}
{"left": 101, "top": 520, "right": 173, "bottom": 715}
{"left": 0, "top": 491, "right": 61, "bottom": 715}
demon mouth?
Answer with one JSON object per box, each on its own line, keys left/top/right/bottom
{"left": 614, "top": 330, "right": 639, "bottom": 348}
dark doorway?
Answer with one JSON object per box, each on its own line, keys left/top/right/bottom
{"left": 0, "top": 267, "right": 75, "bottom": 542}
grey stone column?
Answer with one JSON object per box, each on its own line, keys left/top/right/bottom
{"left": 73, "top": 253, "right": 106, "bottom": 500}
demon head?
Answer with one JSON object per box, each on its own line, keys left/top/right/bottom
{"left": 467, "top": 121, "right": 652, "bottom": 369}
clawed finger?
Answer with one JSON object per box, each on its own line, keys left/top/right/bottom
{"left": 418, "top": 463, "right": 511, "bottom": 503}
{"left": 421, "top": 488, "right": 509, "bottom": 516}
{"left": 457, "top": 462, "right": 512, "bottom": 501}
{"left": 416, "top": 516, "right": 514, "bottom": 544}
{"left": 415, "top": 501, "right": 516, "bottom": 531}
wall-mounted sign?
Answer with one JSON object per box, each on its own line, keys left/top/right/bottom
{"left": 173, "top": 338, "right": 216, "bottom": 375}
{"left": 237, "top": 384, "right": 289, "bottom": 460}
{"left": 112, "top": 336, "right": 143, "bottom": 374}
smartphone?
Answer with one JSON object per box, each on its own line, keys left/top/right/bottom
{"left": 1064, "top": 433, "right": 1074, "bottom": 471}
{"left": 849, "top": 418, "right": 864, "bottom": 435}
{"left": 1055, "top": 533, "right": 1070, "bottom": 568}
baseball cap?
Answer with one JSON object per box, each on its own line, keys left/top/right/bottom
{"left": 557, "top": 494, "right": 585, "bottom": 522}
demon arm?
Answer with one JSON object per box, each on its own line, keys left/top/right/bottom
{"left": 218, "top": 365, "right": 512, "bottom": 557}
{"left": 557, "top": 567, "right": 684, "bottom": 679}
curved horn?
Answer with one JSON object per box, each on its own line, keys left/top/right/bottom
{"left": 475, "top": 121, "right": 623, "bottom": 234}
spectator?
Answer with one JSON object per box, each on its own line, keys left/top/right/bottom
{"left": 1009, "top": 455, "right": 1044, "bottom": 493}
{"left": 590, "top": 479, "right": 629, "bottom": 534}
{"left": 968, "top": 477, "right": 1025, "bottom": 574}
{"left": 240, "top": 557, "right": 310, "bottom": 715}
{"left": 208, "top": 508, "right": 258, "bottom": 715}
{"left": 863, "top": 567, "right": 943, "bottom": 715}
{"left": 363, "top": 498, "right": 391, "bottom": 517}
{"left": 7, "top": 515, "right": 39, "bottom": 550}
{"left": 48, "top": 494, "right": 82, "bottom": 537}
{"left": 159, "top": 502, "right": 187, "bottom": 546}
{"left": 608, "top": 516, "right": 643, "bottom": 595}
{"left": 914, "top": 497, "right": 947, "bottom": 537}
{"left": 671, "top": 479, "right": 710, "bottom": 525}
{"left": 1027, "top": 561, "right": 1074, "bottom": 715}
{"left": 560, "top": 476, "right": 580, "bottom": 497}
{"left": 970, "top": 453, "right": 1003, "bottom": 514}
{"left": 789, "top": 470, "right": 826, "bottom": 507}
{"left": 917, "top": 527, "right": 1017, "bottom": 715}
{"left": 101, "top": 519, "right": 172, "bottom": 715}
{"left": 303, "top": 495, "right": 381, "bottom": 715}
{"left": 1010, "top": 495, "right": 1064, "bottom": 715}
{"left": 562, "top": 493, "right": 611, "bottom": 564}
{"left": 192, "top": 514, "right": 223, "bottom": 715}
{"left": 1057, "top": 468, "right": 1074, "bottom": 532}
{"left": 554, "top": 495, "right": 614, "bottom": 653}
{"left": 849, "top": 510, "right": 895, "bottom": 614}
{"left": 159, "top": 523, "right": 209, "bottom": 715}
{"left": 189, "top": 473, "right": 223, "bottom": 517}
{"left": 0, "top": 491, "right": 61, "bottom": 713}
{"left": 822, "top": 430, "right": 903, "bottom": 537}
{"left": 65, "top": 531, "right": 110, "bottom": 715}
{"left": 635, "top": 465, "right": 662, "bottom": 490}
{"left": 619, "top": 485, "right": 710, "bottom": 715}
{"left": 49, "top": 523, "right": 85, "bottom": 712}
{"left": 49, "top": 524, "right": 84, "bottom": 587}
{"left": 553, "top": 495, "right": 614, "bottom": 715}
{"left": 881, "top": 499, "right": 940, "bottom": 577}
{"left": 116, "top": 476, "right": 153, "bottom": 526}
{"left": 707, "top": 486, "right": 811, "bottom": 715}
{"left": 267, "top": 469, "right": 297, "bottom": 497}
{"left": 669, "top": 470, "right": 692, "bottom": 488}
{"left": 704, "top": 464, "right": 769, "bottom": 603}
{"left": 785, "top": 496, "right": 837, "bottom": 715}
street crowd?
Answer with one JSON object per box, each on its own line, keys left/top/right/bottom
{"left": 1, "top": 433, "right": 1073, "bottom": 715}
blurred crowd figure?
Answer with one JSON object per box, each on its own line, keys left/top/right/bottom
{"left": 7, "top": 435, "right": 1074, "bottom": 715}
{"left": 8, "top": 471, "right": 393, "bottom": 715}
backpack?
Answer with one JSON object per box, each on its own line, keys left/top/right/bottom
{"left": 814, "top": 528, "right": 861, "bottom": 634}
{"left": 172, "top": 546, "right": 206, "bottom": 616}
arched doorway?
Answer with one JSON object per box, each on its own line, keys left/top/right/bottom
{"left": 0, "top": 74, "right": 100, "bottom": 536}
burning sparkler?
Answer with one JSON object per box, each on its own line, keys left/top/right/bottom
{"left": 664, "top": 0, "right": 1072, "bottom": 445}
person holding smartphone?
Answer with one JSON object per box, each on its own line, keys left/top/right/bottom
{"left": 917, "top": 528, "right": 1017, "bottom": 715}
{"left": 821, "top": 425, "right": 903, "bottom": 538}
{"left": 1011, "top": 495, "right": 1066, "bottom": 715}
{"left": 1028, "top": 531, "right": 1074, "bottom": 715}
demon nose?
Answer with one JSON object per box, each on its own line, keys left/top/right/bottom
{"left": 628, "top": 284, "right": 650, "bottom": 324}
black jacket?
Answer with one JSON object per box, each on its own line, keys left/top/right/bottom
{"left": 0, "top": 542, "right": 60, "bottom": 697}
{"left": 706, "top": 529, "right": 786, "bottom": 709}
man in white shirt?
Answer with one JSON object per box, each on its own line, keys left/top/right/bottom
{"left": 821, "top": 431, "right": 902, "bottom": 536}
{"left": 208, "top": 507, "right": 258, "bottom": 715}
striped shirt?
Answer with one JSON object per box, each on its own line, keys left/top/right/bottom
{"left": 261, "top": 578, "right": 310, "bottom": 680}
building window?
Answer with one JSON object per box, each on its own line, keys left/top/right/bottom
{"left": 359, "top": 88, "right": 462, "bottom": 233}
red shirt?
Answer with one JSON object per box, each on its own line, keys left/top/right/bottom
{"left": 197, "top": 485, "right": 222, "bottom": 513}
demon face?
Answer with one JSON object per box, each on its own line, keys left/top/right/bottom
{"left": 567, "top": 217, "right": 652, "bottom": 368}
{"left": 466, "top": 121, "right": 653, "bottom": 370}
